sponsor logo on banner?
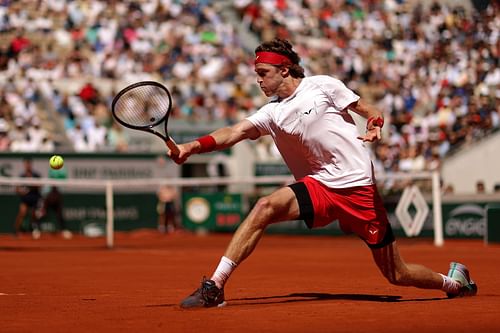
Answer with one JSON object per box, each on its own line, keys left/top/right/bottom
{"left": 395, "top": 185, "right": 429, "bottom": 237}
{"left": 186, "top": 197, "right": 211, "bottom": 224}
{"left": 445, "top": 204, "right": 485, "bottom": 237}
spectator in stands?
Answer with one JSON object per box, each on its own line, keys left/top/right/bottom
{"left": 443, "top": 184, "right": 455, "bottom": 195}
{"left": 79, "top": 82, "right": 99, "bottom": 105}
{"left": 66, "top": 122, "right": 86, "bottom": 151}
{"left": 39, "top": 135, "right": 55, "bottom": 152}
{"left": 0, "top": 92, "right": 14, "bottom": 121}
{"left": 8, "top": 117, "right": 26, "bottom": 142}
{"left": 476, "top": 180, "right": 486, "bottom": 194}
{"left": 8, "top": 29, "right": 31, "bottom": 59}
{"left": 86, "top": 120, "right": 107, "bottom": 151}
{"left": 107, "top": 122, "right": 129, "bottom": 152}
{"left": 56, "top": 94, "right": 74, "bottom": 118}
{"left": 27, "top": 118, "right": 48, "bottom": 148}
{"left": 0, "top": 43, "right": 9, "bottom": 71}
{"left": 10, "top": 132, "right": 36, "bottom": 152}
{"left": 0, "top": 119, "right": 10, "bottom": 151}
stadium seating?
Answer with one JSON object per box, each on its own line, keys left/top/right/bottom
{"left": 0, "top": 0, "right": 498, "bottom": 182}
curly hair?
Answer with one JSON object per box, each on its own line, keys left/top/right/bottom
{"left": 255, "top": 38, "right": 305, "bottom": 78}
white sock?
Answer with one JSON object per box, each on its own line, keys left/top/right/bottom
{"left": 210, "top": 256, "right": 237, "bottom": 289}
{"left": 440, "top": 273, "right": 461, "bottom": 294}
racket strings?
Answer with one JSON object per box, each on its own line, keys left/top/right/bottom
{"left": 113, "top": 85, "right": 171, "bottom": 127}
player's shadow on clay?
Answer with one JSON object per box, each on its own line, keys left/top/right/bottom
{"left": 228, "top": 292, "right": 447, "bottom": 306}
{"left": 147, "top": 292, "right": 448, "bottom": 308}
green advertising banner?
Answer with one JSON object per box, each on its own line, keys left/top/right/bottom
{"left": 180, "top": 195, "right": 497, "bottom": 239}
{"left": 2, "top": 186, "right": 497, "bottom": 241}
{"left": 0, "top": 193, "right": 157, "bottom": 234}
{"left": 440, "top": 202, "right": 487, "bottom": 238}
{"left": 182, "top": 192, "right": 243, "bottom": 232}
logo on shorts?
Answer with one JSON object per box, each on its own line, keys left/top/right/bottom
{"left": 369, "top": 229, "right": 378, "bottom": 235}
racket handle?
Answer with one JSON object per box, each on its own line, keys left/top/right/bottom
{"left": 166, "top": 137, "right": 180, "bottom": 155}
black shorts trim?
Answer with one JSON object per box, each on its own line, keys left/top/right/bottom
{"left": 288, "top": 182, "right": 314, "bottom": 228}
{"left": 366, "top": 223, "right": 396, "bottom": 249}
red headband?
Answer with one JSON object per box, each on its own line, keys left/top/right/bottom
{"left": 255, "top": 51, "right": 292, "bottom": 66}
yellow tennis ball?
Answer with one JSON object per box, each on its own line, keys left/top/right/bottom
{"left": 49, "top": 155, "right": 64, "bottom": 170}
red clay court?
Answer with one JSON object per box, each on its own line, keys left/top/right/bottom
{"left": 1, "top": 231, "right": 499, "bottom": 333}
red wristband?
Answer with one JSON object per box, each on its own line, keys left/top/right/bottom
{"left": 196, "top": 135, "right": 216, "bottom": 153}
{"left": 367, "top": 116, "right": 384, "bottom": 129}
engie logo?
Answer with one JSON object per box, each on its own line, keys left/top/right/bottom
{"left": 445, "top": 204, "right": 485, "bottom": 237}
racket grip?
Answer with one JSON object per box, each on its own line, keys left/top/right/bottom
{"left": 166, "top": 137, "right": 180, "bottom": 155}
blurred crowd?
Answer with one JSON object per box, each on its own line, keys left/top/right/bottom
{"left": 236, "top": 0, "right": 499, "bottom": 173}
{"left": 0, "top": 0, "right": 498, "bottom": 180}
{"left": 0, "top": 0, "right": 253, "bottom": 153}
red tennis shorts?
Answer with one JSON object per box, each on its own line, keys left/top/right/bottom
{"left": 288, "top": 176, "right": 394, "bottom": 248}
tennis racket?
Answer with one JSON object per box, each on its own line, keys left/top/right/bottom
{"left": 111, "top": 81, "right": 180, "bottom": 154}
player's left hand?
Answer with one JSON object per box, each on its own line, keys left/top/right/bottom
{"left": 357, "top": 127, "right": 382, "bottom": 142}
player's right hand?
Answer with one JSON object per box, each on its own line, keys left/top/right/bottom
{"left": 167, "top": 142, "right": 195, "bottom": 164}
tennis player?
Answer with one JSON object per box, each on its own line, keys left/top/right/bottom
{"left": 169, "top": 38, "right": 477, "bottom": 308}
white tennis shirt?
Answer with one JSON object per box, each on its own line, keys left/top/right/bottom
{"left": 247, "top": 75, "right": 374, "bottom": 188}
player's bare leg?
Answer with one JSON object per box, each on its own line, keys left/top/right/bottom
{"left": 371, "top": 241, "right": 443, "bottom": 288}
{"left": 223, "top": 186, "right": 300, "bottom": 264}
{"left": 371, "top": 241, "right": 477, "bottom": 296}
{"left": 180, "top": 186, "right": 300, "bottom": 308}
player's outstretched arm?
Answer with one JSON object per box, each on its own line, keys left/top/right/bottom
{"left": 168, "top": 119, "right": 260, "bottom": 164}
{"left": 347, "top": 100, "right": 384, "bottom": 142}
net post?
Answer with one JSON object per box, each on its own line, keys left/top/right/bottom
{"left": 432, "top": 170, "right": 444, "bottom": 247}
{"left": 106, "top": 181, "right": 114, "bottom": 249}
